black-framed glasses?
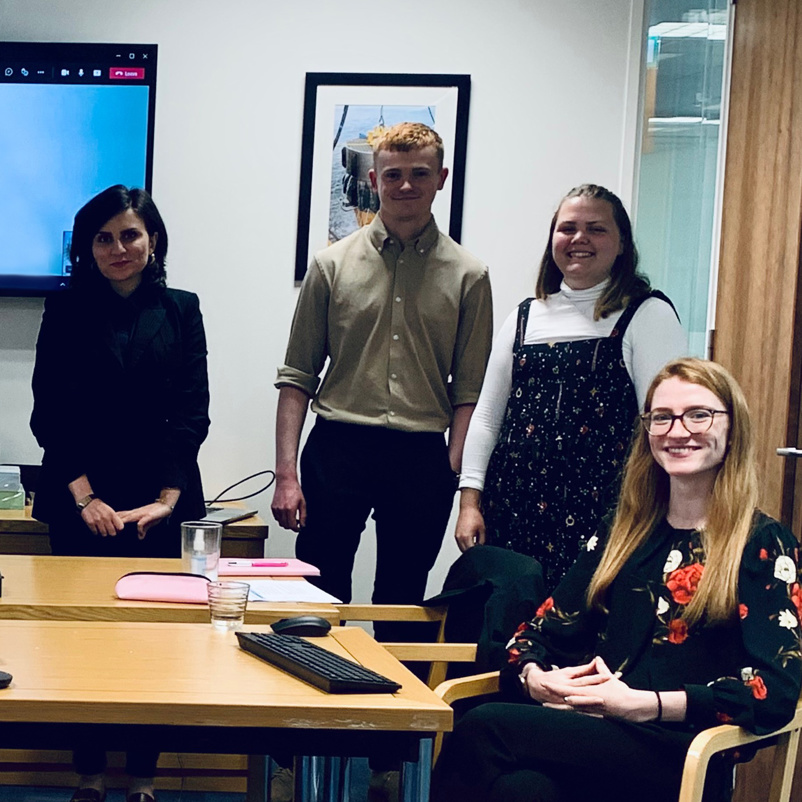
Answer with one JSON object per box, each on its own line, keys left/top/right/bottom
{"left": 640, "top": 407, "right": 729, "bottom": 436}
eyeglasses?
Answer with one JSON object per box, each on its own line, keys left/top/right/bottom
{"left": 640, "top": 408, "right": 729, "bottom": 436}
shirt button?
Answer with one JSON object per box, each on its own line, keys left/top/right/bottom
{"left": 395, "top": 296, "right": 401, "bottom": 303}
{"left": 419, "top": 248, "right": 425, "bottom": 254}
{"left": 391, "top": 373, "right": 397, "bottom": 379}
{"left": 389, "top": 410, "right": 396, "bottom": 416}
{"left": 393, "top": 334, "right": 399, "bottom": 341}
{"left": 399, "top": 258, "right": 404, "bottom": 264}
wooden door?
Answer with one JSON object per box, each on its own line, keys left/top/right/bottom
{"left": 714, "top": 0, "right": 802, "bottom": 799}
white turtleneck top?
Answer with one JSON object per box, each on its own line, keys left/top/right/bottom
{"left": 459, "top": 280, "right": 688, "bottom": 491}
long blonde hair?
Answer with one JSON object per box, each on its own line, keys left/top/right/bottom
{"left": 587, "top": 358, "right": 758, "bottom": 625}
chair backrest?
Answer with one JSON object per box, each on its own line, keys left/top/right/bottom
{"left": 423, "top": 545, "right": 546, "bottom": 677}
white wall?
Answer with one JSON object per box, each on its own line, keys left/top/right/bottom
{"left": 0, "top": 0, "right": 644, "bottom": 601}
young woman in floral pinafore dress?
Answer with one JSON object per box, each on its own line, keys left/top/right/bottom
{"left": 457, "top": 184, "right": 687, "bottom": 589}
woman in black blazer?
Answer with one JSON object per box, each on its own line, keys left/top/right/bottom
{"left": 433, "top": 358, "right": 802, "bottom": 802}
{"left": 30, "top": 185, "right": 210, "bottom": 802}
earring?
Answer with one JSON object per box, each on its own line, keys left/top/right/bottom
{"left": 147, "top": 253, "right": 156, "bottom": 267}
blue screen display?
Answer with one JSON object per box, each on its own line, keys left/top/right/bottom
{"left": 0, "top": 42, "right": 157, "bottom": 294}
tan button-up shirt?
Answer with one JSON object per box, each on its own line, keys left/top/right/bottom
{"left": 276, "top": 216, "right": 492, "bottom": 432}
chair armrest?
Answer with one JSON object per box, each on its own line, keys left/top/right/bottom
{"left": 382, "top": 643, "right": 477, "bottom": 663}
{"left": 380, "top": 643, "right": 477, "bottom": 689}
{"left": 336, "top": 604, "right": 448, "bottom": 623}
{"left": 435, "top": 671, "right": 501, "bottom": 706}
{"left": 679, "top": 703, "right": 802, "bottom": 802}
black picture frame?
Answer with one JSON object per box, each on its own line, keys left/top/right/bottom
{"left": 294, "top": 72, "right": 471, "bottom": 282}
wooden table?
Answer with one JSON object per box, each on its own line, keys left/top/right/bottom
{"left": 0, "top": 554, "right": 338, "bottom": 625}
{"left": 0, "top": 504, "right": 269, "bottom": 558}
{"left": 0, "top": 621, "right": 452, "bottom": 801}
{"left": 0, "top": 553, "right": 340, "bottom": 791}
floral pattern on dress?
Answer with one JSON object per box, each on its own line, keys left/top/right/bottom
{"left": 649, "top": 528, "right": 802, "bottom": 713}
{"left": 505, "top": 513, "right": 802, "bottom": 736}
{"left": 650, "top": 530, "right": 706, "bottom": 648}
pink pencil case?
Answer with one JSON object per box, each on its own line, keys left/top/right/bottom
{"left": 115, "top": 572, "right": 210, "bottom": 604}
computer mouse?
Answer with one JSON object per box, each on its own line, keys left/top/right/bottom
{"left": 271, "top": 615, "right": 332, "bottom": 637}
{"left": 0, "top": 671, "right": 12, "bottom": 689}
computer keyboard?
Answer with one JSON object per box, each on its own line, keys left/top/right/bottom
{"left": 236, "top": 632, "right": 402, "bottom": 694}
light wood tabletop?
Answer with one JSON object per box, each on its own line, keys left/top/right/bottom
{"left": 0, "top": 504, "right": 269, "bottom": 557}
{"left": 0, "top": 554, "right": 339, "bottom": 624}
{"left": 0, "top": 621, "right": 452, "bottom": 733}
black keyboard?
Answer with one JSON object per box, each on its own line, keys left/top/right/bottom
{"left": 236, "top": 632, "right": 402, "bottom": 694}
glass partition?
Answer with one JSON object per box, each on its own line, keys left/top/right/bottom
{"left": 634, "top": 1, "right": 730, "bottom": 356}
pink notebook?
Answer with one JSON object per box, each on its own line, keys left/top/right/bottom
{"left": 217, "top": 558, "right": 320, "bottom": 577}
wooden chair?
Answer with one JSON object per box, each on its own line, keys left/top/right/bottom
{"left": 433, "top": 671, "right": 802, "bottom": 802}
{"left": 336, "top": 603, "right": 477, "bottom": 688}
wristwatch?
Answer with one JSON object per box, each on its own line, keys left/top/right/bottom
{"left": 75, "top": 493, "right": 98, "bottom": 510}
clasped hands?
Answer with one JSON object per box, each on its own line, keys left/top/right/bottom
{"left": 521, "top": 656, "right": 658, "bottom": 723}
{"left": 81, "top": 499, "right": 173, "bottom": 539}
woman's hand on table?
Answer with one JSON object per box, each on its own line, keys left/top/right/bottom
{"left": 119, "top": 502, "right": 173, "bottom": 539}
{"left": 455, "top": 489, "right": 486, "bottom": 551}
{"left": 81, "top": 499, "right": 124, "bottom": 537}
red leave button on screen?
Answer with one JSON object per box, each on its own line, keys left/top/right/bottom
{"left": 109, "top": 67, "right": 145, "bottom": 80}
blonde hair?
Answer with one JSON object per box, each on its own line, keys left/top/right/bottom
{"left": 587, "top": 358, "right": 757, "bottom": 625}
{"left": 372, "top": 122, "right": 444, "bottom": 169}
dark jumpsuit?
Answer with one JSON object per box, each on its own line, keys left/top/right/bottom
{"left": 482, "top": 291, "right": 672, "bottom": 589}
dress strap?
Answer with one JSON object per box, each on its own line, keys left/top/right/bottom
{"left": 515, "top": 298, "right": 535, "bottom": 349}
{"left": 611, "top": 289, "right": 679, "bottom": 339}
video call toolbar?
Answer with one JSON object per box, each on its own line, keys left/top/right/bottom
{"left": 0, "top": 43, "right": 156, "bottom": 85}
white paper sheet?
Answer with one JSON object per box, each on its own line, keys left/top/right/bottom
{"left": 246, "top": 579, "right": 342, "bottom": 604}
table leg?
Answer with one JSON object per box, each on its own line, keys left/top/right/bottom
{"left": 322, "top": 755, "right": 351, "bottom": 802}
{"left": 399, "top": 737, "right": 433, "bottom": 802}
{"left": 296, "top": 755, "right": 325, "bottom": 802}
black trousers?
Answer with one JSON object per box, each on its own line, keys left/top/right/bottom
{"left": 432, "top": 702, "right": 730, "bottom": 802}
{"left": 296, "top": 418, "right": 456, "bottom": 641}
{"left": 49, "top": 518, "right": 169, "bottom": 780}
{"left": 73, "top": 747, "right": 159, "bottom": 779}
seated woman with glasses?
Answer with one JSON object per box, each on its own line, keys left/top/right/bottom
{"left": 433, "top": 357, "right": 802, "bottom": 802}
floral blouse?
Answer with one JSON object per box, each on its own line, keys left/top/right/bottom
{"left": 507, "top": 512, "right": 802, "bottom": 735}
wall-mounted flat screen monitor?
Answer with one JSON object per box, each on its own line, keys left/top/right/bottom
{"left": 0, "top": 42, "right": 157, "bottom": 295}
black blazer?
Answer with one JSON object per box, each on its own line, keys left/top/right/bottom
{"left": 30, "top": 284, "right": 210, "bottom": 531}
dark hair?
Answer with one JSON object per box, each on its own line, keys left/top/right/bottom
{"left": 69, "top": 185, "right": 168, "bottom": 291}
{"left": 535, "top": 184, "right": 650, "bottom": 320}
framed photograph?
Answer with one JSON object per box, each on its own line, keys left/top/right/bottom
{"left": 294, "top": 72, "right": 471, "bottom": 281}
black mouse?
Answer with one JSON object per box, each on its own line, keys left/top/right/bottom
{"left": 271, "top": 615, "right": 332, "bottom": 637}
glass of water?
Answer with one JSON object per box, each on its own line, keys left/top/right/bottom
{"left": 207, "top": 580, "right": 250, "bottom": 631}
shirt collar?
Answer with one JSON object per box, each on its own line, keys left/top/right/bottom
{"left": 370, "top": 214, "right": 439, "bottom": 255}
